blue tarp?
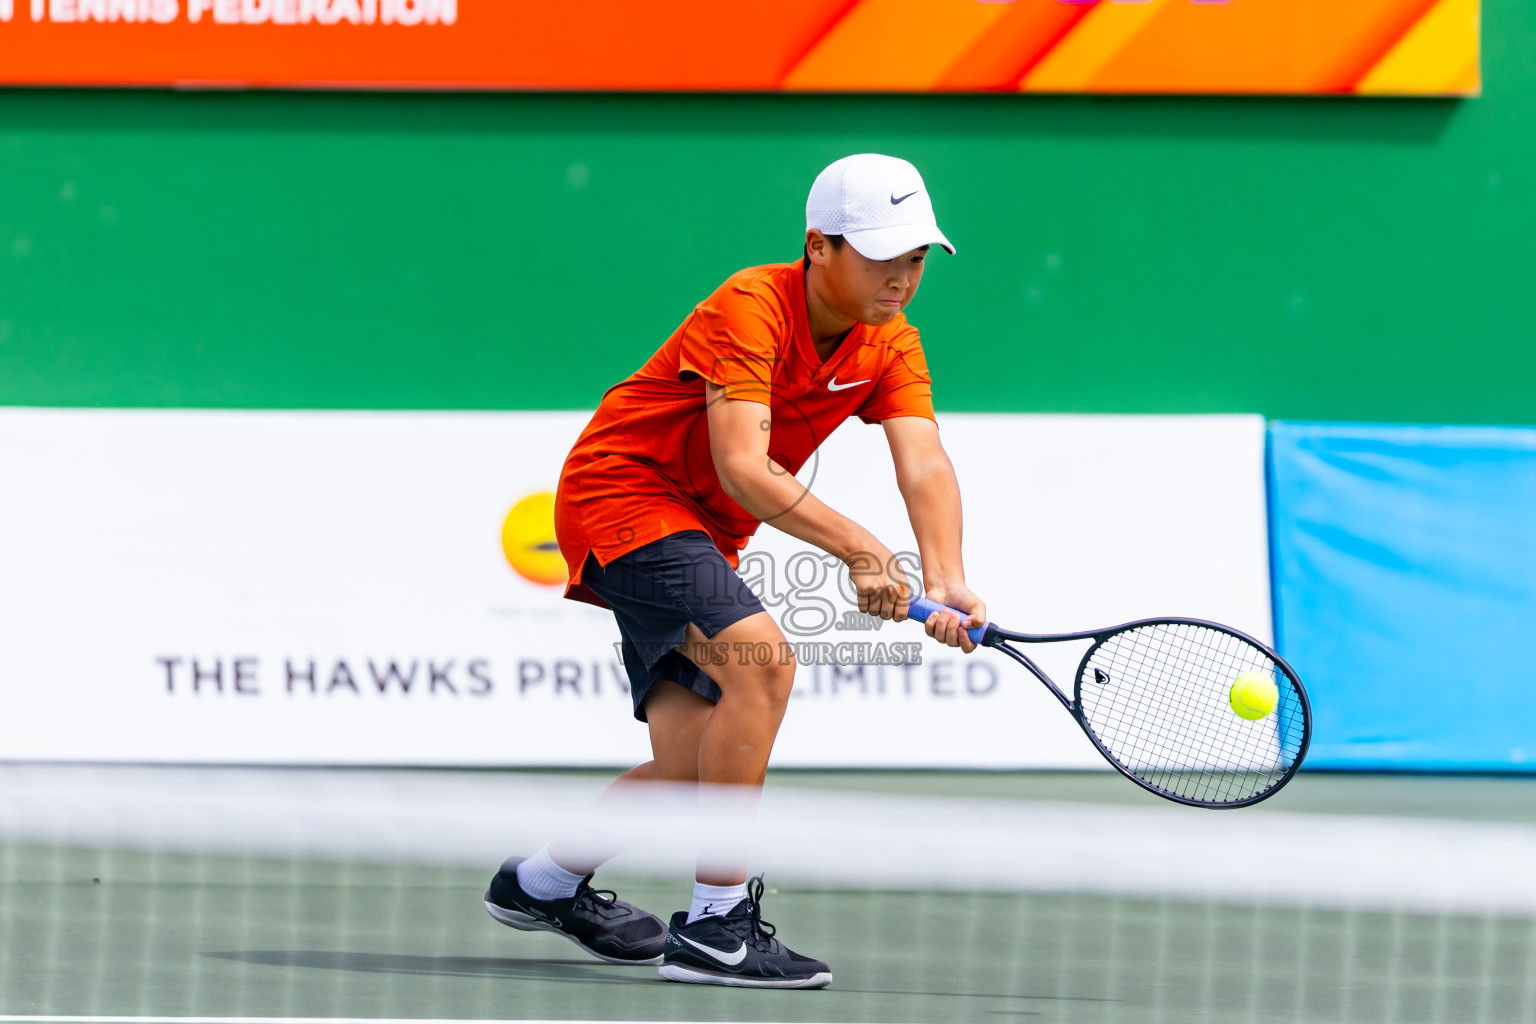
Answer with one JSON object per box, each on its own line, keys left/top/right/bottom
{"left": 1269, "top": 422, "right": 1536, "bottom": 771}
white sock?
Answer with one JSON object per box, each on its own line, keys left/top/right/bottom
{"left": 515, "top": 846, "right": 584, "bottom": 901}
{"left": 686, "top": 881, "right": 747, "bottom": 924}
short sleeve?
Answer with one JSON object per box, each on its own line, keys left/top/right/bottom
{"left": 857, "top": 329, "right": 936, "bottom": 424}
{"left": 676, "top": 276, "right": 786, "bottom": 407}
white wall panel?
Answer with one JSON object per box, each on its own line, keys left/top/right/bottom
{"left": 0, "top": 409, "right": 1269, "bottom": 767}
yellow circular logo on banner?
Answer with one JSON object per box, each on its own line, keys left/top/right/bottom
{"left": 501, "top": 491, "right": 566, "bottom": 586}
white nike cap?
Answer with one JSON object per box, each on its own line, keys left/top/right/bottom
{"left": 806, "top": 153, "right": 955, "bottom": 261}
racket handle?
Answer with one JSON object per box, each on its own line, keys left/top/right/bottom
{"left": 906, "top": 596, "right": 989, "bottom": 646}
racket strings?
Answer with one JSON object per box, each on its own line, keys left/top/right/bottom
{"left": 1075, "top": 623, "right": 1306, "bottom": 805}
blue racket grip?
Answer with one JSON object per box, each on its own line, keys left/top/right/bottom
{"left": 907, "top": 596, "right": 989, "bottom": 646}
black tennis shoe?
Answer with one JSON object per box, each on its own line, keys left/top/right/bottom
{"left": 483, "top": 855, "right": 667, "bottom": 965}
{"left": 658, "top": 876, "right": 832, "bottom": 989}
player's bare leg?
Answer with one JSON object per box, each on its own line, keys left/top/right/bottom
{"left": 497, "top": 607, "right": 780, "bottom": 901}
{"left": 641, "top": 680, "right": 717, "bottom": 783}
{"left": 671, "top": 610, "right": 793, "bottom": 880}
{"left": 543, "top": 761, "right": 655, "bottom": 874}
{"left": 654, "top": 609, "right": 830, "bottom": 989}
{"left": 482, "top": 689, "right": 703, "bottom": 966}
{"left": 483, "top": 761, "right": 670, "bottom": 964}
{"left": 538, "top": 684, "right": 712, "bottom": 871}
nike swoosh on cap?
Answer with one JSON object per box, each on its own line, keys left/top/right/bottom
{"left": 890, "top": 190, "right": 919, "bottom": 204}
{"left": 828, "top": 377, "right": 872, "bottom": 391}
{"left": 680, "top": 934, "right": 749, "bottom": 966}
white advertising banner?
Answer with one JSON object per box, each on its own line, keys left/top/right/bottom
{"left": 0, "top": 409, "right": 1270, "bottom": 768}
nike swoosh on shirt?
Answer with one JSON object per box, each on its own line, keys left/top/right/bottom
{"left": 680, "top": 934, "right": 749, "bottom": 966}
{"left": 828, "top": 377, "right": 872, "bottom": 391}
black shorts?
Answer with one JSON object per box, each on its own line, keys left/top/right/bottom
{"left": 580, "top": 530, "right": 767, "bottom": 722}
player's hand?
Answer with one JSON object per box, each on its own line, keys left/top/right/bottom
{"left": 845, "top": 542, "right": 911, "bottom": 622}
{"left": 914, "top": 583, "right": 986, "bottom": 654}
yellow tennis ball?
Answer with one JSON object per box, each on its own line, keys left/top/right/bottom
{"left": 1229, "top": 672, "right": 1279, "bottom": 721}
{"left": 501, "top": 491, "right": 567, "bottom": 587}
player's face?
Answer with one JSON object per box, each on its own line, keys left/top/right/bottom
{"left": 821, "top": 241, "right": 928, "bottom": 326}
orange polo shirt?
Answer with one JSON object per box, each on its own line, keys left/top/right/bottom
{"left": 555, "top": 258, "right": 936, "bottom": 606}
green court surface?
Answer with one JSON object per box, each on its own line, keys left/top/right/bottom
{"left": 1, "top": 771, "right": 1533, "bottom": 1024}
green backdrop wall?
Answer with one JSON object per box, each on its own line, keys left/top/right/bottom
{"left": 2, "top": 3, "right": 1533, "bottom": 422}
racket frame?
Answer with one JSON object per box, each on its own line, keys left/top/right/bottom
{"left": 972, "top": 617, "right": 1312, "bottom": 809}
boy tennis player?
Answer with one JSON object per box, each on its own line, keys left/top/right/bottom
{"left": 484, "top": 154, "right": 985, "bottom": 989}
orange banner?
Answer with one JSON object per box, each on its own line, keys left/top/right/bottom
{"left": 0, "top": 0, "right": 1479, "bottom": 94}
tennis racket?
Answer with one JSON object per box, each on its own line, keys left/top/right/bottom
{"left": 906, "top": 597, "right": 1311, "bottom": 808}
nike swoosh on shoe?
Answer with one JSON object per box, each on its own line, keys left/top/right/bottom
{"left": 525, "top": 906, "right": 563, "bottom": 928}
{"left": 679, "top": 934, "right": 749, "bottom": 966}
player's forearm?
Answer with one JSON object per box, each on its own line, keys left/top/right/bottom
{"left": 896, "top": 454, "right": 966, "bottom": 590}
{"left": 718, "top": 459, "right": 874, "bottom": 562}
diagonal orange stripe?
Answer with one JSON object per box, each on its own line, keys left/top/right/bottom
{"left": 934, "top": 1, "right": 1096, "bottom": 92}
{"left": 1355, "top": 0, "right": 1479, "bottom": 94}
{"left": 783, "top": 0, "right": 1013, "bottom": 92}
{"left": 1020, "top": 0, "right": 1167, "bottom": 93}
{"left": 773, "top": 0, "right": 866, "bottom": 86}
{"left": 1070, "top": 0, "right": 1442, "bottom": 94}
